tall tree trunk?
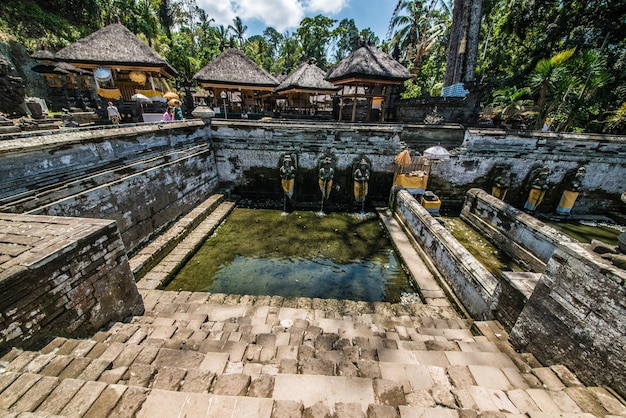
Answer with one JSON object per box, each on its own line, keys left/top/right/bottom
{"left": 444, "top": 0, "right": 482, "bottom": 87}
{"left": 464, "top": 0, "right": 483, "bottom": 83}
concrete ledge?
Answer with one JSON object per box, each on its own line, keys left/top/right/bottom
{"left": 394, "top": 190, "right": 498, "bottom": 319}
{"left": 460, "top": 188, "right": 574, "bottom": 269}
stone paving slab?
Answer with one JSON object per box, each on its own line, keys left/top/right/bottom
{"left": 273, "top": 374, "right": 375, "bottom": 412}
{"left": 136, "top": 390, "right": 273, "bottom": 418}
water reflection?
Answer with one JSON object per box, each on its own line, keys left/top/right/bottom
{"left": 166, "top": 208, "right": 414, "bottom": 302}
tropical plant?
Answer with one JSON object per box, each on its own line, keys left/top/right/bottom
{"left": 296, "top": 15, "right": 337, "bottom": 70}
{"left": 229, "top": 16, "right": 247, "bottom": 48}
{"left": 491, "top": 86, "right": 533, "bottom": 123}
{"left": 529, "top": 48, "right": 576, "bottom": 130}
{"left": 605, "top": 103, "right": 626, "bottom": 133}
{"left": 388, "top": 0, "right": 450, "bottom": 77}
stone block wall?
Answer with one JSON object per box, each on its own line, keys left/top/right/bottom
{"left": 460, "top": 188, "right": 575, "bottom": 271}
{"left": 429, "top": 129, "right": 626, "bottom": 212}
{"left": 0, "top": 213, "right": 144, "bottom": 352}
{"left": 394, "top": 190, "right": 498, "bottom": 319}
{"left": 510, "top": 243, "right": 626, "bottom": 398}
{"left": 0, "top": 122, "right": 219, "bottom": 254}
{"left": 211, "top": 120, "right": 404, "bottom": 204}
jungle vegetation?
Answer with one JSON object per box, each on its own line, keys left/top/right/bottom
{"left": 0, "top": 0, "right": 624, "bottom": 133}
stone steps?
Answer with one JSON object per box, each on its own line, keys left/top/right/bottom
{"left": 2, "top": 289, "right": 625, "bottom": 417}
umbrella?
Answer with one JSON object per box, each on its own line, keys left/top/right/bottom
{"left": 423, "top": 145, "right": 450, "bottom": 160}
{"left": 168, "top": 99, "right": 181, "bottom": 106}
{"left": 395, "top": 149, "right": 412, "bottom": 167}
{"left": 163, "top": 91, "right": 179, "bottom": 100}
{"left": 131, "top": 93, "right": 152, "bottom": 102}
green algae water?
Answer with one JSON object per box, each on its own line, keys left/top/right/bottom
{"left": 546, "top": 221, "right": 622, "bottom": 246}
{"left": 165, "top": 209, "right": 414, "bottom": 302}
{"left": 440, "top": 216, "right": 524, "bottom": 277}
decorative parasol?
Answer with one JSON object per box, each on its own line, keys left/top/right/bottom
{"left": 423, "top": 145, "right": 450, "bottom": 160}
{"left": 395, "top": 149, "right": 412, "bottom": 168}
{"left": 129, "top": 71, "right": 146, "bottom": 84}
{"left": 131, "top": 93, "right": 151, "bottom": 102}
{"left": 167, "top": 99, "right": 180, "bottom": 106}
{"left": 163, "top": 91, "right": 179, "bottom": 100}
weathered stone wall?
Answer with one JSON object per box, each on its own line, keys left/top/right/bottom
{"left": 0, "top": 122, "right": 218, "bottom": 253}
{"left": 400, "top": 124, "right": 465, "bottom": 154}
{"left": 0, "top": 213, "right": 144, "bottom": 352}
{"left": 394, "top": 189, "right": 498, "bottom": 319}
{"left": 510, "top": 243, "right": 626, "bottom": 398}
{"left": 210, "top": 121, "right": 625, "bottom": 215}
{"left": 429, "top": 129, "right": 626, "bottom": 213}
{"left": 460, "top": 188, "right": 575, "bottom": 271}
{"left": 393, "top": 95, "right": 481, "bottom": 126}
{"left": 210, "top": 120, "right": 403, "bottom": 205}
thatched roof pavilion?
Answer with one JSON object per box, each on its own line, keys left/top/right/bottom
{"left": 52, "top": 23, "right": 177, "bottom": 101}
{"left": 275, "top": 61, "right": 339, "bottom": 113}
{"left": 326, "top": 45, "right": 411, "bottom": 122}
{"left": 276, "top": 62, "right": 339, "bottom": 94}
{"left": 55, "top": 23, "right": 176, "bottom": 77}
{"left": 193, "top": 48, "right": 278, "bottom": 114}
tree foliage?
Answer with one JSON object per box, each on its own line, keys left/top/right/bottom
{"left": 1, "top": 0, "right": 624, "bottom": 132}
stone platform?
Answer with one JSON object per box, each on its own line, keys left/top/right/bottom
{"left": 1, "top": 289, "right": 625, "bottom": 417}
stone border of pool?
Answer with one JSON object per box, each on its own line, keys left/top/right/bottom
{"left": 131, "top": 196, "right": 455, "bottom": 312}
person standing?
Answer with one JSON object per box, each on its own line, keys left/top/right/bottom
{"left": 163, "top": 106, "right": 174, "bottom": 122}
{"left": 173, "top": 101, "right": 183, "bottom": 120}
{"left": 107, "top": 101, "right": 120, "bottom": 125}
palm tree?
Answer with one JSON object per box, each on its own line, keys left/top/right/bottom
{"left": 530, "top": 48, "right": 576, "bottom": 130}
{"left": 211, "top": 25, "right": 232, "bottom": 52}
{"left": 229, "top": 16, "right": 247, "bottom": 48}
{"left": 388, "top": 0, "right": 451, "bottom": 77}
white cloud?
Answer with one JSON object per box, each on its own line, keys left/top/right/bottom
{"left": 304, "top": 0, "right": 349, "bottom": 15}
{"left": 195, "top": 0, "right": 350, "bottom": 33}
{"left": 197, "top": 0, "right": 306, "bottom": 32}
{"left": 195, "top": 0, "right": 238, "bottom": 27}
{"left": 236, "top": 0, "right": 305, "bottom": 31}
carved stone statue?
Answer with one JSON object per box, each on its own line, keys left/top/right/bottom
{"left": 353, "top": 159, "right": 370, "bottom": 203}
{"left": 318, "top": 157, "right": 334, "bottom": 200}
{"left": 279, "top": 155, "right": 296, "bottom": 199}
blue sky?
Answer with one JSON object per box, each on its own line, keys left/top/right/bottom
{"left": 196, "top": 0, "right": 399, "bottom": 42}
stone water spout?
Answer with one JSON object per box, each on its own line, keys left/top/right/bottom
{"left": 279, "top": 154, "right": 296, "bottom": 212}
{"left": 555, "top": 166, "right": 585, "bottom": 215}
{"left": 318, "top": 156, "right": 335, "bottom": 213}
{"left": 524, "top": 165, "right": 550, "bottom": 212}
{"left": 491, "top": 168, "right": 514, "bottom": 201}
{"left": 353, "top": 158, "right": 370, "bottom": 214}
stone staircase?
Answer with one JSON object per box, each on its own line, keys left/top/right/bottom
{"left": 1, "top": 289, "right": 625, "bottom": 417}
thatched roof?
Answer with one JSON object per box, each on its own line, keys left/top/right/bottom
{"left": 54, "top": 23, "right": 177, "bottom": 77}
{"left": 326, "top": 45, "right": 411, "bottom": 85}
{"left": 31, "top": 64, "right": 68, "bottom": 75}
{"left": 31, "top": 50, "right": 56, "bottom": 61}
{"left": 275, "top": 62, "right": 340, "bottom": 94}
{"left": 193, "top": 48, "right": 278, "bottom": 90}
